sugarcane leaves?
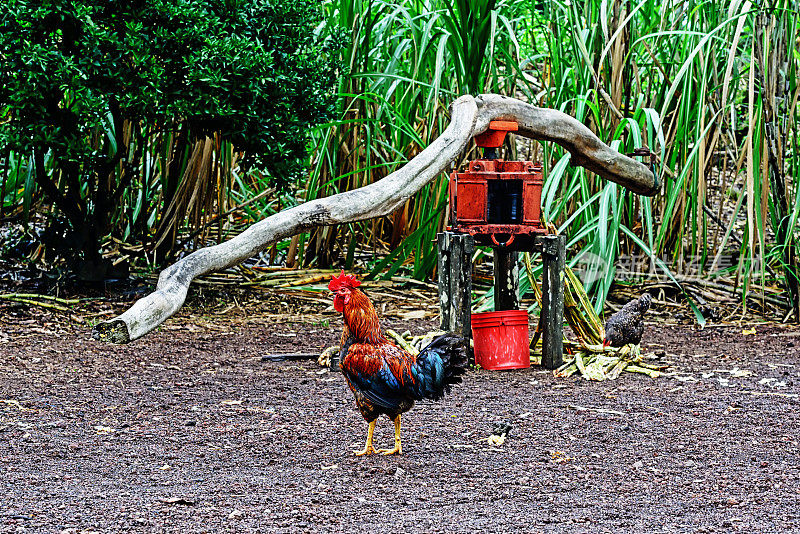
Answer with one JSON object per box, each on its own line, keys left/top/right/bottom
{"left": 620, "top": 225, "right": 706, "bottom": 326}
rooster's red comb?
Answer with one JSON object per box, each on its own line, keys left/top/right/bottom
{"left": 328, "top": 270, "right": 361, "bottom": 291}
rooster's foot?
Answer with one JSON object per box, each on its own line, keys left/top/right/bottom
{"left": 354, "top": 420, "right": 378, "bottom": 456}
{"left": 377, "top": 444, "right": 402, "bottom": 455}
{"left": 353, "top": 445, "right": 377, "bottom": 456}
{"left": 377, "top": 415, "right": 403, "bottom": 455}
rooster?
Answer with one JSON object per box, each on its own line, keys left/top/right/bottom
{"left": 329, "top": 271, "right": 467, "bottom": 455}
{"left": 603, "top": 293, "right": 652, "bottom": 348}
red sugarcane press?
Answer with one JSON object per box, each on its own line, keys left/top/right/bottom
{"left": 438, "top": 120, "right": 565, "bottom": 370}
{"left": 449, "top": 120, "right": 548, "bottom": 249}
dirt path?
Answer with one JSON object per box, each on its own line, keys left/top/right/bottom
{"left": 1, "top": 293, "right": 799, "bottom": 533}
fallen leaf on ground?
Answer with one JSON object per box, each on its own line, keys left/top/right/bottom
{"left": 398, "top": 310, "right": 427, "bottom": 320}
{"left": 671, "top": 375, "right": 699, "bottom": 383}
{"left": 1, "top": 399, "right": 32, "bottom": 411}
{"left": 727, "top": 368, "right": 753, "bottom": 378}
{"left": 486, "top": 434, "right": 506, "bottom": 446}
{"left": 550, "top": 450, "right": 574, "bottom": 463}
{"left": 759, "top": 378, "right": 787, "bottom": 388}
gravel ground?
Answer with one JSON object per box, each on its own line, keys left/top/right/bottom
{"left": 1, "top": 289, "right": 799, "bottom": 533}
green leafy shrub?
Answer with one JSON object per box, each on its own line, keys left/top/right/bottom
{"left": 0, "top": 0, "right": 338, "bottom": 278}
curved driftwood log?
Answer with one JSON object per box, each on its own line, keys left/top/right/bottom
{"left": 93, "top": 94, "right": 658, "bottom": 343}
{"left": 474, "top": 94, "right": 659, "bottom": 195}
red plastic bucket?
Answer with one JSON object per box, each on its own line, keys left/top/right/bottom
{"left": 471, "top": 309, "right": 530, "bottom": 370}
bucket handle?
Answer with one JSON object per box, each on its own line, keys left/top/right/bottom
{"left": 490, "top": 233, "right": 515, "bottom": 248}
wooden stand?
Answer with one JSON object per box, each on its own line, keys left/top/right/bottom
{"left": 437, "top": 232, "right": 474, "bottom": 358}
{"left": 535, "top": 234, "right": 565, "bottom": 369}
{"left": 437, "top": 231, "right": 565, "bottom": 370}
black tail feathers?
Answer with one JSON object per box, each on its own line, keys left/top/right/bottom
{"left": 416, "top": 333, "right": 468, "bottom": 400}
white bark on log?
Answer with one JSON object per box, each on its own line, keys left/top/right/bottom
{"left": 473, "top": 94, "right": 659, "bottom": 195}
{"left": 92, "top": 94, "right": 658, "bottom": 343}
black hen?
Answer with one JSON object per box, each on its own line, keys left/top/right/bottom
{"left": 603, "top": 293, "right": 652, "bottom": 347}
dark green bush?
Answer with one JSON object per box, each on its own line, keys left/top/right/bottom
{"left": 0, "top": 0, "right": 339, "bottom": 278}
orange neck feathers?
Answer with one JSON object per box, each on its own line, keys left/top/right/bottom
{"left": 341, "top": 289, "right": 384, "bottom": 344}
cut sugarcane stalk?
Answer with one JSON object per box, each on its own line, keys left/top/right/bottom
{"left": 386, "top": 329, "right": 420, "bottom": 355}
{"left": 625, "top": 364, "right": 661, "bottom": 378}
{"left": 525, "top": 245, "right": 666, "bottom": 381}
{"left": 606, "top": 359, "right": 629, "bottom": 380}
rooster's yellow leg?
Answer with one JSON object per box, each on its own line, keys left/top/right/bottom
{"left": 354, "top": 420, "right": 377, "bottom": 456}
{"left": 378, "top": 415, "right": 403, "bottom": 455}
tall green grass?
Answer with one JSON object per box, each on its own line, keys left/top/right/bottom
{"left": 297, "top": 0, "right": 525, "bottom": 271}
{"left": 3, "top": 0, "right": 798, "bottom": 319}
{"left": 291, "top": 0, "right": 800, "bottom": 319}
{"left": 0, "top": 118, "right": 248, "bottom": 266}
